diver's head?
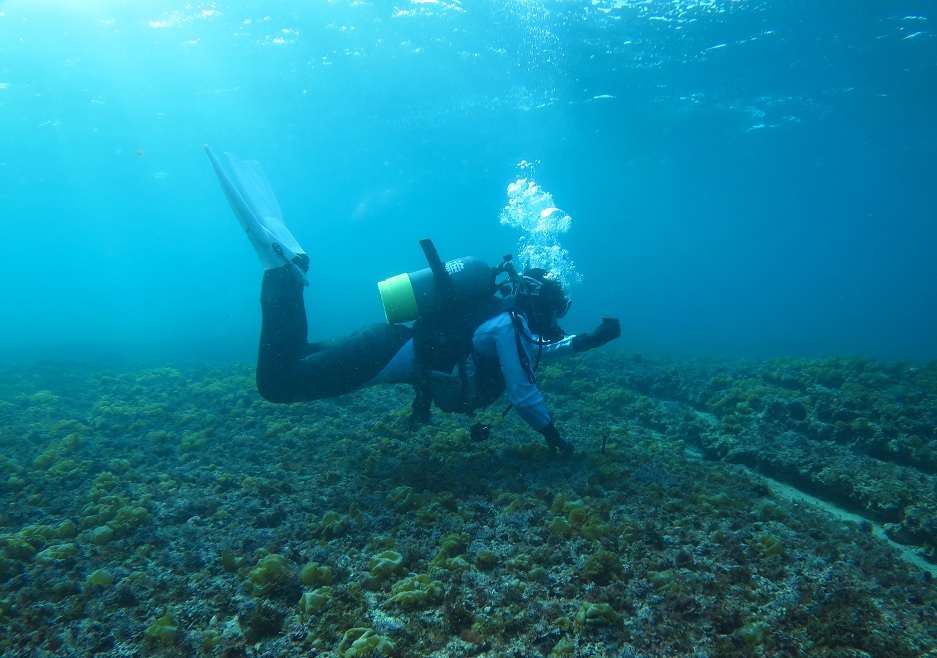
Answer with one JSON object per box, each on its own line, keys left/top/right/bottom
{"left": 514, "top": 268, "right": 571, "bottom": 336}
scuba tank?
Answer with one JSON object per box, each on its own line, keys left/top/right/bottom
{"left": 378, "top": 239, "right": 515, "bottom": 324}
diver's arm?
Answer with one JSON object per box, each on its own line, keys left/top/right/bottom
{"left": 571, "top": 317, "right": 621, "bottom": 353}
{"left": 537, "top": 335, "right": 576, "bottom": 360}
{"left": 534, "top": 316, "right": 621, "bottom": 360}
{"left": 479, "top": 313, "right": 574, "bottom": 454}
{"left": 486, "top": 315, "right": 552, "bottom": 430}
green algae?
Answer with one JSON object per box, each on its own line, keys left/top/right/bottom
{"left": 300, "top": 561, "right": 334, "bottom": 586}
{"left": 298, "top": 586, "right": 332, "bottom": 616}
{"left": 247, "top": 554, "right": 291, "bottom": 596}
{"left": 648, "top": 568, "right": 681, "bottom": 592}
{"left": 1, "top": 355, "right": 936, "bottom": 657}
{"left": 737, "top": 620, "right": 771, "bottom": 647}
{"left": 473, "top": 548, "right": 498, "bottom": 571}
{"left": 429, "top": 532, "right": 469, "bottom": 569}
{"left": 385, "top": 573, "right": 444, "bottom": 608}
{"left": 310, "top": 509, "right": 349, "bottom": 539}
{"left": 337, "top": 627, "right": 395, "bottom": 657}
{"left": 548, "top": 635, "right": 576, "bottom": 658}
{"left": 83, "top": 568, "right": 114, "bottom": 588}
{"left": 220, "top": 547, "right": 242, "bottom": 572}
{"left": 144, "top": 610, "right": 181, "bottom": 644}
{"left": 756, "top": 533, "right": 787, "bottom": 558}
{"left": 547, "top": 516, "right": 571, "bottom": 534}
{"left": 368, "top": 550, "right": 403, "bottom": 578}
{"left": 34, "top": 542, "right": 77, "bottom": 566}
{"left": 575, "top": 602, "right": 622, "bottom": 626}
{"left": 582, "top": 549, "right": 623, "bottom": 585}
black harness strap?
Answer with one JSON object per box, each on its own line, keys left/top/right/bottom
{"left": 510, "top": 310, "right": 543, "bottom": 385}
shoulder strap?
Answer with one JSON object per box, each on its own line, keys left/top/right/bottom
{"left": 510, "top": 310, "right": 542, "bottom": 385}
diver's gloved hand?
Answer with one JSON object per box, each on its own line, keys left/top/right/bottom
{"left": 572, "top": 317, "right": 621, "bottom": 352}
{"left": 540, "top": 422, "right": 574, "bottom": 456}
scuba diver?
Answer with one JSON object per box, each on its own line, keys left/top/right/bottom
{"left": 205, "top": 146, "right": 620, "bottom": 455}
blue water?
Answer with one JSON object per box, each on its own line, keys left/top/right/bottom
{"left": 1, "top": 0, "right": 934, "bottom": 364}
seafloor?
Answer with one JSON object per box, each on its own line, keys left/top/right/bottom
{"left": 1, "top": 351, "right": 936, "bottom": 657}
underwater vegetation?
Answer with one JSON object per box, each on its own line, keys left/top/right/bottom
{"left": 1, "top": 353, "right": 936, "bottom": 657}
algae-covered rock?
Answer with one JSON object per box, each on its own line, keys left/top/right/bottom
{"left": 575, "top": 602, "right": 622, "bottom": 626}
{"left": 0, "top": 534, "right": 36, "bottom": 561}
{"left": 109, "top": 505, "right": 151, "bottom": 533}
{"left": 300, "top": 561, "right": 334, "bottom": 586}
{"left": 311, "top": 509, "right": 349, "bottom": 539}
{"left": 582, "top": 550, "right": 623, "bottom": 585}
{"left": 338, "top": 627, "right": 396, "bottom": 657}
{"left": 385, "top": 573, "right": 444, "bottom": 608}
{"left": 549, "top": 635, "right": 576, "bottom": 658}
{"left": 738, "top": 620, "right": 771, "bottom": 647}
{"left": 648, "top": 568, "right": 681, "bottom": 592}
{"left": 18, "top": 522, "right": 73, "bottom": 547}
{"left": 385, "top": 485, "right": 416, "bottom": 512}
{"left": 34, "top": 542, "right": 77, "bottom": 566}
{"left": 581, "top": 518, "right": 614, "bottom": 542}
{"left": 84, "top": 569, "right": 114, "bottom": 588}
{"left": 241, "top": 599, "right": 286, "bottom": 643}
{"left": 506, "top": 553, "right": 535, "bottom": 574}
{"left": 247, "top": 554, "right": 291, "bottom": 596}
{"left": 474, "top": 549, "right": 499, "bottom": 571}
{"left": 298, "top": 586, "right": 332, "bottom": 616}
{"left": 144, "top": 610, "right": 180, "bottom": 644}
{"left": 369, "top": 550, "right": 403, "bottom": 578}
{"left": 90, "top": 525, "right": 114, "bottom": 546}
{"left": 893, "top": 502, "right": 937, "bottom": 558}
{"left": 756, "top": 534, "right": 787, "bottom": 558}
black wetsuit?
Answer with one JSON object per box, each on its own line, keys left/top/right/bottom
{"left": 256, "top": 265, "right": 412, "bottom": 403}
{"left": 254, "top": 264, "right": 577, "bottom": 434}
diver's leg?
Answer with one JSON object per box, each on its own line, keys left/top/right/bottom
{"left": 256, "top": 259, "right": 413, "bottom": 402}
{"left": 256, "top": 260, "right": 313, "bottom": 402}
{"left": 289, "top": 323, "right": 413, "bottom": 399}
{"left": 207, "top": 145, "right": 412, "bottom": 401}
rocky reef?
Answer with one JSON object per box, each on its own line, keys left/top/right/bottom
{"left": 1, "top": 352, "right": 935, "bottom": 657}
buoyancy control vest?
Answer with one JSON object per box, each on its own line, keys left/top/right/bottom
{"left": 377, "top": 239, "right": 518, "bottom": 414}
{"left": 416, "top": 295, "right": 514, "bottom": 414}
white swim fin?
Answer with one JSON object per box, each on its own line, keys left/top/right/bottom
{"left": 222, "top": 152, "right": 306, "bottom": 258}
{"left": 204, "top": 144, "right": 307, "bottom": 284}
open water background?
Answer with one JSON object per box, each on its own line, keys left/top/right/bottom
{"left": 1, "top": 0, "right": 934, "bottom": 363}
